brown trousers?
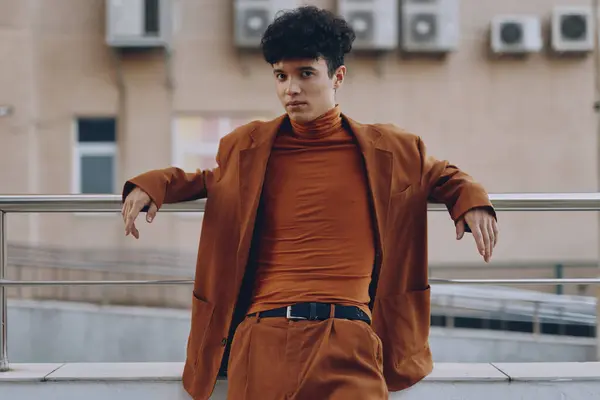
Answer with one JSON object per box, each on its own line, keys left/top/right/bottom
{"left": 226, "top": 314, "right": 388, "bottom": 400}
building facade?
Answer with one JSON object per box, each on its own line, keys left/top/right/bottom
{"left": 0, "top": 0, "right": 597, "bottom": 307}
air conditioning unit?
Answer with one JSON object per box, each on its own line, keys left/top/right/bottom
{"left": 106, "top": 0, "right": 171, "bottom": 48}
{"left": 490, "top": 15, "right": 542, "bottom": 54}
{"left": 234, "top": 0, "right": 299, "bottom": 48}
{"left": 400, "top": 0, "right": 459, "bottom": 53}
{"left": 337, "top": 0, "right": 398, "bottom": 51}
{"left": 551, "top": 5, "right": 594, "bottom": 53}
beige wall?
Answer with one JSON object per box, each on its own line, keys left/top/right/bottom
{"left": 0, "top": 0, "right": 598, "bottom": 304}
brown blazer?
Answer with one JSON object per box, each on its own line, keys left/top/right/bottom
{"left": 123, "top": 113, "right": 495, "bottom": 400}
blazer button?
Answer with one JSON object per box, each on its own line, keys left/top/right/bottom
{"left": 221, "top": 338, "right": 227, "bottom": 346}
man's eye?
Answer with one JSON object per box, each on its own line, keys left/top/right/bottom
{"left": 301, "top": 71, "right": 313, "bottom": 77}
{"left": 276, "top": 74, "right": 286, "bottom": 80}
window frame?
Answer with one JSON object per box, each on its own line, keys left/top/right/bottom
{"left": 71, "top": 118, "right": 119, "bottom": 195}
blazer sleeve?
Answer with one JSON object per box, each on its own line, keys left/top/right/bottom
{"left": 121, "top": 140, "right": 223, "bottom": 210}
{"left": 418, "top": 136, "right": 496, "bottom": 227}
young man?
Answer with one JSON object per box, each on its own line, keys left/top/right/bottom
{"left": 121, "top": 6, "right": 498, "bottom": 400}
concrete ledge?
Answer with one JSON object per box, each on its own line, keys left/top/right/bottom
{"left": 2, "top": 362, "right": 600, "bottom": 399}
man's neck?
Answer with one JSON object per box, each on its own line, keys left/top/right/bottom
{"left": 290, "top": 105, "right": 342, "bottom": 138}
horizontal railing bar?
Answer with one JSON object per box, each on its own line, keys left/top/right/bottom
{"left": 0, "top": 279, "right": 193, "bottom": 286}
{"left": 2, "top": 193, "right": 600, "bottom": 212}
{"left": 0, "top": 195, "right": 204, "bottom": 213}
{"left": 1, "top": 277, "right": 600, "bottom": 287}
{"left": 430, "top": 278, "right": 600, "bottom": 285}
{"left": 429, "top": 261, "right": 597, "bottom": 270}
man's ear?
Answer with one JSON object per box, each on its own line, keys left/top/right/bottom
{"left": 333, "top": 66, "right": 346, "bottom": 89}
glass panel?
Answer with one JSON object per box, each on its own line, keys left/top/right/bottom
{"left": 182, "top": 153, "right": 217, "bottom": 172}
{"left": 78, "top": 118, "right": 117, "bottom": 143}
{"left": 177, "top": 117, "right": 204, "bottom": 145}
{"left": 173, "top": 115, "right": 272, "bottom": 169}
{"left": 80, "top": 155, "right": 114, "bottom": 194}
{"left": 144, "top": 0, "right": 160, "bottom": 35}
{"left": 205, "top": 117, "right": 223, "bottom": 142}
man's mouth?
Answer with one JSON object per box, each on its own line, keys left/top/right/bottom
{"left": 286, "top": 101, "right": 307, "bottom": 107}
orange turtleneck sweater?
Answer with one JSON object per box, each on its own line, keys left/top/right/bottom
{"left": 247, "top": 106, "right": 375, "bottom": 317}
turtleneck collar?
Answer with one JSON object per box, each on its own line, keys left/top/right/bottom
{"left": 290, "top": 105, "right": 342, "bottom": 139}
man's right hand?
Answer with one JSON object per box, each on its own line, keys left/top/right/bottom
{"left": 122, "top": 187, "right": 158, "bottom": 239}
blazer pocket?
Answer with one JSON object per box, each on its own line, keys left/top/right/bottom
{"left": 390, "top": 184, "right": 413, "bottom": 203}
{"left": 187, "top": 292, "right": 215, "bottom": 368}
{"left": 377, "top": 286, "right": 431, "bottom": 365}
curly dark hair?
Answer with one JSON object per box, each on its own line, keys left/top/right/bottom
{"left": 260, "top": 6, "right": 356, "bottom": 77}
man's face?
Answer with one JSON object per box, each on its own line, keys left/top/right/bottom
{"left": 272, "top": 58, "right": 345, "bottom": 123}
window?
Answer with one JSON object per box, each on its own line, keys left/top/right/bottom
{"left": 171, "top": 114, "right": 269, "bottom": 216}
{"left": 73, "top": 117, "right": 117, "bottom": 194}
{"left": 172, "top": 115, "right": 269, "bottom": 172}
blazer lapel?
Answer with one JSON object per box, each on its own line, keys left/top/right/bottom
{"left": 344, "top": 115, "right": 393, "bottom": 258}
{"left": 237, "top": 115, "right": 286, "bottom": 271}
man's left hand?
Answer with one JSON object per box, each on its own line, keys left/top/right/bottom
{"left": 456, "top": 208, "right": 498, "bottom": 263}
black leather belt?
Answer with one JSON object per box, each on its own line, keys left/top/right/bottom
{"left": 247, "top": 302, "right": 371, "bottom": 324}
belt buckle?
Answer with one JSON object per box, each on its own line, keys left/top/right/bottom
{"left": 286, "top": 305, "right": 306, "bottom": 321}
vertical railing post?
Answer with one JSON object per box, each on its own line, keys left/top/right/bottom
{"left": 554, "top": 264, "right": 564, "bottom": 295}
{"left": 0, "top": 211, "right": 8, "bottom": 371}
{"left": 532, "top": 301, "right": 541, "bottom": 336}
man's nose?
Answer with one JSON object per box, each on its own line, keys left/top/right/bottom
{"left": 285, "top": 79, "right": 301, "bottom": 95}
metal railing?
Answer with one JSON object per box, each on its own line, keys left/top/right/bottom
{"left": 0, "top": 192, "right": 600, "bottom": 372}
{"left": 431, "top": 285, "right": 597, "bottom": 335}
